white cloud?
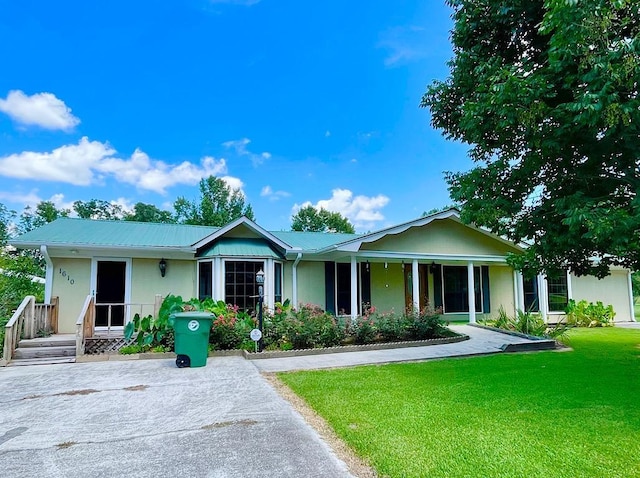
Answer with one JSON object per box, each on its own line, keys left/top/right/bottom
{"left": 0, "top": 191, "right": 74, "bottom": 213}
{"left": 378, "top": 26, "right": 430, "bottom": 67}
{"left": 261, "top": 185, "right": 291, "bottom": 201}
{"left": 97, "top": 150, "right": 229, "bottom": 194}
{"left": 293, "top": 188, "right": 390, "bottom": 231}
{"left": 221, "top": 175, "right": 245, "bottom": 193}
{"left": 110, "top": 197, "right": 135, "bottom": 214}
{"left": 0, "top": 137, "right": 115, "bottom": 185}
{"left": 223, "top": 137, "right": 271, "bottom": 167}
{"left": 0, "top": 138, "right": 239, "bottom": 194}
{"left": 0, "top": 90, "right": 80, "bottom": 131}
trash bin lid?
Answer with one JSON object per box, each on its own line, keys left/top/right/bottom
{"left": 170, "top": 311, "right": 215, "bottom": 319}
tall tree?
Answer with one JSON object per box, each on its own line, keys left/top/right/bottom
{"left": 174, "top": 176, "right": 254, "bottom": 226}
{"left": 124, "top": 202, "right": 175, "bottom": 223}
{"left": 0, "top": 203, "right": 15, "bottom": 246}
{"left": 73, "top": 199, "right": 124, "bottom": 220}
{"left": 19, "top": 201, "right": 69, "bottom": 234}
{"left": 291, "top": 205, "right": 356, "bottom": 233}
{"left": 422, "top": 0, "right": 640, "bottom": 278}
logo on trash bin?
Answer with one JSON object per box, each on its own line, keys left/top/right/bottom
{"left": 187, "top": 320, "right": 200, "bottom": 331}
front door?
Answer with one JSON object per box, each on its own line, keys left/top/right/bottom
{"left": 95, "top": 260, "right": 126, "bottom": 328}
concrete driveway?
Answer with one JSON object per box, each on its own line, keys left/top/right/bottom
{"left": 0, "top": 357, "right": 353, "bottom": 478}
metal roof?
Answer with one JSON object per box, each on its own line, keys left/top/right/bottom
{"left": 11, "top": 218, "right": 220, "bottom": 249}
{"left": 270, "top": 230, "right": 359, "bottom": 251}
{"left": 10, "top": 217, "right": 356, "bottom": 253}
{"left": 197, "top": 238, "right": 283, "bottom": 258}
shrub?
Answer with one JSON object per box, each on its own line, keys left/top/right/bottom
{"left": 376, "top": 311, "right": 410, "bottom": 342}
{"left": 0, "top": 315, "right": 8, "bottom": 357}
{"left": 349, "top": 315, "right": 377, "bottom": 344}
{"left": 565, "top": 299, "right": 615, "bottom": 327}
{"left": 288, "top": 303, "right": 344, "bottom": 349}
{"left": 406, "top": 305, "right": 446, "bottom": 340}
{"left": 206, "top": 301, "right": 256, "bottom": 351}
{"left": 123, "top": 313, "right": 174, "bottom": 350}
{"left": 486, "top": 307, "right": 570, "bottom": 340}
{"left": 262, "top": 300, "right": 295, "bottom": 350}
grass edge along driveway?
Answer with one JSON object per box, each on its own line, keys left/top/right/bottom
{"left": 278, "top": 328, "right": 640, "bottom": 478}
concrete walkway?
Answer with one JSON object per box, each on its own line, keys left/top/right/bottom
{"left": 251, "top": 324, "right": 542, "bottom": 372}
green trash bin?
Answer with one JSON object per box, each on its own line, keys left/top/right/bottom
{"left": 170, "top": 311, "right": 214, "bottom": 368}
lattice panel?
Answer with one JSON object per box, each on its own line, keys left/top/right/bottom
{"left": 85, "top": 337, "right": 134, "bottom": 355}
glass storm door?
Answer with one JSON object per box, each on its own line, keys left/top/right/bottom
{"left": 95, "top": 260, "right": 126, "bottom": 328}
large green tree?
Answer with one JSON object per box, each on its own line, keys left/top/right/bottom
{"left": 73, "top": 199, "right": 124, "bottom": 220}
{"left": 0, "top": 202, "right": 44, "bottom": 319}
{"left": 174, "top": 176, "right": 254, "bottom": 226}
{"left": 19, "top": 201, "right": 69, "bottom": 234}
{"left": 422, "top": 0, "right": 640, "bottom": 278}
{"left": 291, "top": 205, "right": 356, "bottom": 233}
{"left": 124, "top": 202, "right": 175, "bottom": 223}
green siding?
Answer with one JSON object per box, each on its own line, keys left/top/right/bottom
{"left": 197, "top": 239, "right": 283, "bottom": 258}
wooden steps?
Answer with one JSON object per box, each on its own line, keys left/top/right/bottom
{"left": 8, "top": 334, "right": 76, "bottom": 366}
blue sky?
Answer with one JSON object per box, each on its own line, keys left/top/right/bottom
{"left": 0, "top": 0, "right": 471, "bottom": 232}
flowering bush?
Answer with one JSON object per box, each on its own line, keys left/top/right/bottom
{"left": 147, "top": 295, "right": 448, "bottom": 353}
{"left": 205, "top": 300, "right": 256, "bottom": 350}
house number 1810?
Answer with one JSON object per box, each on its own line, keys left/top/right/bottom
{"left": 59, "top": 268, "right": 75, "bottom": 285}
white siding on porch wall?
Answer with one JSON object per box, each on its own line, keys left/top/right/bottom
{"left": 350, "top": 256, "right": 358, "bottom": 319}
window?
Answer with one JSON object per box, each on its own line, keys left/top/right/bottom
{"left": 336, "top": 263, "right": 352, "bottom": 315}
{"left": 547, "top": 273, "right": 568, "bottom": 312}
{"left": 523, "top": 277, "right": 539, "bottom": 312}
{"left": 198, "top": 261, "right": 212, "bottom": 301}
{"left": 225, "top": 261, "right": 264, "bottom": 312}
{"left": 442, "top": 266, "right": 482, "bottom": 313}
{"left": 274, "top": 262, "right": 283, "bottom": 304}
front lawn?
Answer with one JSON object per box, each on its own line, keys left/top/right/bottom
{"left": 278, "top": 328, "right": 640, "bottom": 477}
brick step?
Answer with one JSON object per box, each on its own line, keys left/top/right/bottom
{"left": 13, "top": 346, "right": 76, "bottom": 360}
{"left": 7, "top": 357, "right": 76, "bottom": 366}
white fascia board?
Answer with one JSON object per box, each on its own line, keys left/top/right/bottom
{"left": 314, "top": 208, "right": 522, "bottom": 255}
{"left": 191, "top": 216, "right": 294, "bottom": 251}
{"left": 298, "top": 250, "right": 509, "bottom": 264}
{"left": 45, "top": 244, "right": 196, "bottom": 260}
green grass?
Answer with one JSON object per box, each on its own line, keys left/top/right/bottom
{"left": 634, "top": 301, "right": 640, "bottom": 320}
{"left": 278, "top": 328, "right": 640, "bottom": 478}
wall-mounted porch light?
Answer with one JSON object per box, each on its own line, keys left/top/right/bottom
{"left": 430, "top": 261, "right": 438, "bottom": 274}
{"left": 159, "top": 258, "right": 167, "bottom": 277}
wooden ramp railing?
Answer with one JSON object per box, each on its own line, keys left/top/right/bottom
{"left": 75, "top": 295, "right": 162, "bottom": 357}
{"left": 1, "top": 296, "right": 59, "bottom": 366}
{"left": 75, "top": 295, "right": 95, "bottom": 358}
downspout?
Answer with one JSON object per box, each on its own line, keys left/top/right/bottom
{"left": 40, "top": 245, "right": 53, "bottom": 303}
{"left": 292, "top": 253, "right": 302, "bottom": 308}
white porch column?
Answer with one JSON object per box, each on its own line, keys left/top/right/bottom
{"left": 265, "top": 258, "right": 274, "bottom": 310}
{"left": 412, "top": 260, "right": 420, "bottom": 313}
{"left": 214, "top": 257, "right": 222, "bottom": 301}
{"left": 292, "top": 254, "right": 302, "bottom": 309}
{"left": 351, "top": 256, "right": 358, "bottom": 319}
{"left": 515, "top": 271, "right": 525, "bottom": 312}
{"left": 40, "top": 245, "right": 53, "bottom": 303}
{"left": 468, "top": 262, "right": 476, "bottom": 323}
{"left": 537, "top": 274, "right": 548, "bottom": 323}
